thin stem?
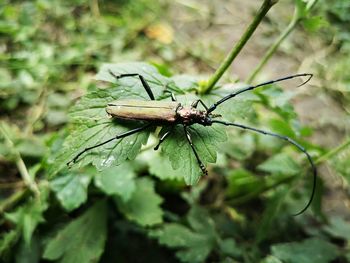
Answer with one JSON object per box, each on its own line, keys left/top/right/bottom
{"left": 0, "top": 181, "right": 24, "bottom": 189}
{"left": 247, "top": 16, "right": 298, "bottom": 83}
{"left": 0, "top": 189, "right": 28, "bottom": 214}
{"left": 315, "top": 137, "right": 350, "bottom": 165}
{"left": 24, "top": 86, "right": 47, "bottom": 135}
{"left": 247, "top": 0, "right": 319, "bottom": 83}
{"left": 0, "top": 122, "right": 40, "bottom": 197}
{"left": 203, "top": 0, "right": 278, "bottom": 94}
{"left": 90, "top": 0, "right": 100, "bottom": 18}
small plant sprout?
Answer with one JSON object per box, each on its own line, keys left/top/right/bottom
{"left": 68, "top": 71, "right": 316, "bottom": 215}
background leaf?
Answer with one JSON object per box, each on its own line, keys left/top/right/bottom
{"left": 258, "top": 153, "right": 301, "bottom": 175}
{"left": 323, "top": 217, "right": 350, "bottom": 240}
{"left": 50, "top": 171, "right": 92, "bottom": 212}
{"left": 94, "top": 163, "right": 136, "bottom": 201}
{"left": 115, "top": 178, "right": 163, "bottom": 226}
{"left": 271, "top": 238, "right": 338, "bottom": 263}
{"left": 43, "top": 201, "right": 107, "bottom": 263}
{"left": 5, "top": 187, "right": 48, "bottom": 246}
{"left": 150, "top": 207, "right": 217, "bottom": 263}
{"left": 148, "top": 151, "right": 184, "bottom": 180}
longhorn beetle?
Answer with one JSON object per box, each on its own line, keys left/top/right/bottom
{"left": 68, "top": 71, "right": 316, "bottom": 215}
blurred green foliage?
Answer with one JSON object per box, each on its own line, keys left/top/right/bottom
{"left": 0, "top": 0, "right": 349, "bottom": 262}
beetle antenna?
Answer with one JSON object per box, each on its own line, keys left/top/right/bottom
{"left": 212, "top": 120, "right": 317, "bottom": 216}
{"left": 207, "top": 73, "right": 313, "bottom": 113}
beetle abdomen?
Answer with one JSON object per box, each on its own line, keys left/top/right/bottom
{"left": 106, "top": 100, "right": 180, "bottom": 122}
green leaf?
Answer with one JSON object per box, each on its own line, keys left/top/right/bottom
{"left": 218, "top": 238, "right": 241, "bottom": 258}
{"left": 187, "top": 206, "right": 216, "bottom": 234}
{"left": 149, "top": 207, "right": 217, "bottom": 263}
{"left": 170, "top": 75, "right": 200, "bottom": 92}
{"left": 5, "top": 188, "right": 49, "bottom": 246}
{"left": 0, "top": 230, "right": 20, "bottom": 258}
{"left": 268, "top": 118, "right": 296, "bottom": 138}
{"left": 256, "top": 189, "right": 289, "bottom": 243}
{"left": 346, "top": 252, "right": 350, "bottom": 263}
{"left": 51, "top": 107, "right": 151, "bottom": 177}
{"left": 303, "top": 16, "right": 329, "bottom": 32}
{"left": 161, "top": 124, "right": 227, "bottom": 185}
{"left": 15, "top": 235, "right": 40, "bottom": 263}
{"left": 53, "top": 62, "right": 232, "bottom": 185}
{"left": 50, "top": 171, "right": 92, "bottom": 212}
{"left": 94, "top": 163, "right": 136, "bottom": 201}
{"left": 323, "top": 217, "right": 350, "bottom": 240}
{"left": 258, "top": 86, "right": 297, "bottom": 119}
{"left": 115, "top": 178, "right": 163, "bottom": 226}
{"left": 295, "top": 0, "right": 308, "bottom": 18}
{"left": 219, "top": 98, "right": 254, "bottom": 121}
{"left": 150, "top": 224, "right": 213, "bottom": 263}
{"left": 271, "top": 238, "right": 338, "bottom": 263}
{"left": 258, "top": 153, "right": 301, "bottom": 175}
{"left": 51, "top": 62, "right": 172, "bottom": 177}
{"left": 226, "top": 168, "right": 264, "bottom": 197}
{"left": 221, "top": 131, "right": 255, "bottom": 161}
{"left": 148, "top": 151, "right": 184, "bottom": 181}
{"left": 95, "top": 62, "right": 170, "bottom": 97}
{"left": 206, "top": 84, "right": 259, "bottom": 122}
{"left": 43, "top": 201, "right": 107, "bottom": 263}
{"left": 261, "top": 256, "right": 283, "bottom": 263}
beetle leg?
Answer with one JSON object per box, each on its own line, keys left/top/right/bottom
{"left": 183, "top": 125, "right": 208, "bottom": 176}
{"left": 108, "top": 70, "right": 155, "bottom": 100}
{"left": 67, "top": 123, "right": 152, "bottom": 166}
{"left": 154, "top": 128, "right": 173, "bottom": 150}
{"left": 164, "top": 90, "right": 177, "bottom": 101}
{"left": 191, "top": 99, "right": 209, "bottom": 111}
{"left": 170, "top": 92, "right": 176, "bottom": 102}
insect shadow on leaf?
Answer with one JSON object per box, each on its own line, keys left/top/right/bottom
{"left": 67, "top": 70, "right": 315, "bottom": 215}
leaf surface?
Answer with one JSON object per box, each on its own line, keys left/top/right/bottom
{"left": 43, "top": 201, "right": 107, "bottom": 263}
{"left": 94, "top": 163, "right": 136, "bottom": 201}
{"left": 115, "top": 178, "right": 163, "bottom": 226}
{"left": 50, "top": 171, "right": 92, "bottom": 212}
{"left": 5, "top": 187, "right": 48, "bottom": 246}
{"left": 271, "top": 238, "right": 338, "bottom": 263}
{"left": 51, "top": 62, "right": 169, "bottom": 176}
{"left": 161, "top": 124, "right": 227, "bottom": 185}
{"left": 258, "top": 153, "right": 301, "bottom": 175}
{"left": 149, "top": 207, "right": 218, "bottom": 263}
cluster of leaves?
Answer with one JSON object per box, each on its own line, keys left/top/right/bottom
{"left": 1, "top": 1, "right": 350, "bottom": 263}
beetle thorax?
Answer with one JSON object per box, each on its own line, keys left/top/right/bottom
{"left": 176, "top": 106, "right": 212, "bottom": 126}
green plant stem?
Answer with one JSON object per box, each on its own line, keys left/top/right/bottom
{"left": 90, "top": 0, "right": 100, "bottom": 17}
{"left": 247, "top": 16, "right": 298, "bottom": 83}
{"left": 315, "top": 137, "right": 350, "bottom": 165}
{"left": 247, "top": 0, "right": 319, "bottom": 83}
{"left": 0, "top": 123, "right": 40, "bottom": 197}
{"left": 0, "top": 181, "right": 24, "bottom": 189}
{"left": 203, "top": 0, "right": 278, "bottom": 94}
{"left": 0, "top": 189, "right": 28, "bottom": 214}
